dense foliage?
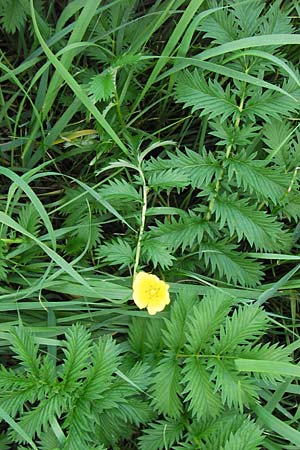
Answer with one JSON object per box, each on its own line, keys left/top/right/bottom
{"left": 0, "top": 0, "right": 300, "bottom": 449}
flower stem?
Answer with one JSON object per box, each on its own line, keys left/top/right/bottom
{"left": 133, "top": 167, "right": 148, "bottom": 279}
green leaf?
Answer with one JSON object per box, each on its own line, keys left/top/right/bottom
{"left": 14, "top": 395, "right": 67, "bottom": 444}
{"left": 146, "top": 148, "right": 221, "bottom": 189}
{"left": 99, "top": 178, "right": 141, "bottom": 203}
{"left": 163, "top": 291, "right": 197, "bottom": 352}
{"left": 235, "top": 359, "right": 300, "bottom": 379}
{"left": 8, "top": 327, "right": 40, "bottom": 377}
{"left": 212, "top": 194, "right": 291, "bottom": 251}
{"left": 0, "top": 212, "right": 95, "bottom": 291}
{"left": 84, "top": 336, "right": 121, "bottom": 400}
{"left": 61, "top": 324, "right": 92, "bottom": 390}
{"left": 96, "top": 238, "right": 134, "bottom": 269}
{"left": 0, "top": 0, "right": 28, "bottom": 33}
{"left": 0, "top": 406, "right": 38, "bottom": 450}
{"left": 30, "top": 0, "right": 129, "bottom": 157}
{"left": 18, "top": 203, "right": 41, "bottom": 236}
{"left": 138, "top": 419, "right": 184, "bottom": 450}
{"left": 253, "top": 404, "right": 300, "bottom": 447}
{"left": 142, "top": 238, "right": 176, "bottom": 269}
{"left": 147, "top": 168, "right": 189, "bottom": 190}
{"left": 151, "top": 354, "right": 182, "bottom": 418}
{"left": 213, "top": 305, "right": 268, "bottom": 354}
{"left": 148, "top": 213, "right": 215, "bottom": 251}
{"left": 220, "top": 417, "right": 265, "bottom": 450}
{"left": 186, "top": 291, "right": 233, "bottom": 354}
{"left": 200, "top": 240, "right": 264, "bottom": 287}
{"left": 212, "top": 359, "right": 259, "bottom": 411}
{"left": 225, "top": 154, "right": 289, "bottom": 203}
{"left": 87, "top": 69, "right": 116, "bottom": 102}
{"left": 175, "top": 70, "right": 238, "bottom": 121}
{"left": 0, "top": 242, "right": 8, "bottom": 281}
{"left": 243, "top": 84, "right": 300, "bottom": 122}
{"left": 182, "top": 357, "right": 222, "bottom": 420}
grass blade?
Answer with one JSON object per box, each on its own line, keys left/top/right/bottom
{"left": 0, "top": 212, "right": 94, "bottom": 292}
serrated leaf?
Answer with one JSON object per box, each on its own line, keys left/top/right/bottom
{"left": 212, "top": 194, "right": 291, "bottom": 251}
{"left": 8, "top": 327, "right": 40, "bottom": 377}
{"left": 18, "top": 203, "right": 41, "bottom": 236}
{"left": 163, "top": 292, "right": 198, "bottom": 352}
{"left": 186, "top": 291, "right": 233, "bottom": 354}
{"left": 61, "top": 324, "right": 92, "bottom": 390}
{"left": 200, "top": 240, "right": 264, "bottom": 287}
{"left": 198, "top": 6, "right": 238, "bottom": 45}
{"left": 148, "top": 213, "right": 215, "bottom": 251}
{"left": 214, "top": 305, "right": 268, "bottom": 355}
{"left": 175, "top": 70, "right": 238, "bottom": 122}
{"left": 0, "top": 0, "right": 28, "bottom": 33}
{"left": 210, "top": 120, "right": 260, "bottom": 148}
{"left": 243, "top": 85, "right": 300, "bottom": 122}
{"left": 84, "top": 336, "right": 121, "bottom": 400}
{"left": 226, "top": 154, "right": 289, "bottom": 203}
{"left": 211, "top": 359, "right": 259, "bottom": 411}
{"left": 138, "top": 419, "right": 184, "bottom": 450}
{"left": 182, "top": 358, "right": 222, "bottom": 420}
{"left": 146, "top": 148, "right": 221, "bottom": 189}
{"left": 147, "top": 168, "right": 189, "bottom": 190}
{"left": 142, "top": 238, "right": 175, "bottom": 269}
{"left": 96, "top": 238, "right": 134, "bottom": 269}
{"left": 221, "top": 417, "right": 265, "bottom": 450}
{"left": 99, "top": 178, "right": 141, "bottom": 203}
{"left": 151, "top": 354, "right": 182, "bottom": 418}
{"left": 87, "top": 69, "right": 116, "bottom": 102}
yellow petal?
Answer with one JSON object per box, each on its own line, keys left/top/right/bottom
{"left": 132, "top": 271, "right": 170, "bottom": 314}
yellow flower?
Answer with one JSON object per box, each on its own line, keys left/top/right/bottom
{"left": 132, "top": 272, "right": 170, "bottom": 315}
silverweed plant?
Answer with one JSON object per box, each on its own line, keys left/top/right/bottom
{"left": 1, "top": 289, "right": 300, "bottom": 449}
{"left": 0, "top": 0, "right": 300, "bottom": 449}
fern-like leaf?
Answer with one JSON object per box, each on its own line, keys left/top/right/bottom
{"left": 87, "top": 69, "right": 116, "bottom": 102}
{"left": 200, "top": 240, "right": 264, "bottom": 286}
{"left": 138, "top": 419, "right": 184, "bottom": 450}
{"left": 209, "top": 119, "right": 260, "bottom": 148}
{"left": 18, "top": 203, "right": 41, "bottom": 236}
{"left": 162, "top": 291, "right": 198, "bottom": 352}
{"left": 243, "top": 84, "right": 300, "bottom": 122}
{"left": 198, "top": 5, "right": 238, "bottom": 44}
{"left": 142, "top": 237, "right": 175, "bottom": 269}
{"left": 151, "top": 354, "right": 182, "bottom": 418}
{"left": 146, "top": 147, "right": 221, "bottom": 189}
{"left": 148, "top": 213, "right": 215, "bottom": 251}
{"left": 213, "top": 305, "right": 269, "bottom": 355}
{"left": 84, "top": 336, "right": 121, "bottom": 400}
{"left": 99, "top": 178, "right": 141, "bottom": 203}
{"left": 225, "top": 153, "right": 289, "bottom": 203}
{"left": 62, "top": 397, "right": 93, "bottom": 450}
{"left": 96, "top": 238, "right": 134, "bottom": 269}
{"left": 8, "top": 327, "right": 40, "bottom": 377}
{"left": 212, "top": 359, "right": 259, "bottom": 411}
{"left": 61, "top": 324, "right": 92, "bottom": 391}
{"left": 186, "top": 291, "right": 233, "bottom": 354}
{"left": 212, "top": 193, "right": 291, "bottom": 251}
{"left": 175, "top": 70, "right": 239, "bottom": 122}
{"left": 13, "top": 394, "right": 68, "bottom": 443}
{"left": 0, "top": 0, "right": 28, "bottom": 33}
{"left": 221, "top": 417, "right": 265, "bottom": 450}
{"left": 182, "top": 357, "right": 223, "bottom": 420}
{"left": 147, "top": 168, "right": 189, "bottom": 191}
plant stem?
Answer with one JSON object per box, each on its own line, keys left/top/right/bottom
{"left": 205, "top": 86, "right": 246, "bottom": 221}
{"left": 133, "top": 167, "right": 148, "bottom": 279}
